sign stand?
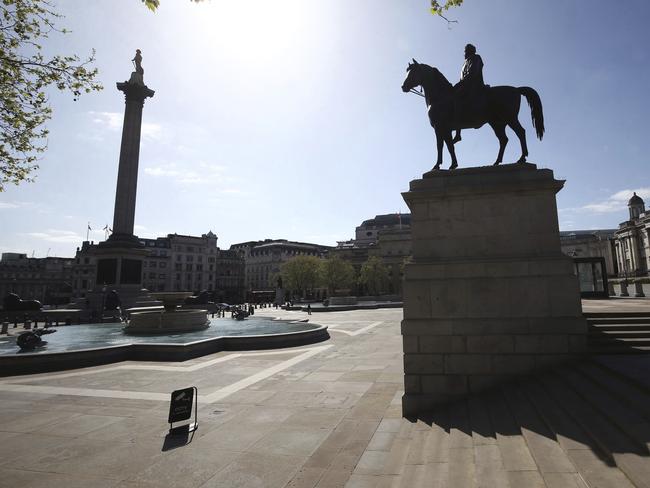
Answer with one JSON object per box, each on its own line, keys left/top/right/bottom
{"left": 168, "top": 386, "right": 198, "bottom": 435}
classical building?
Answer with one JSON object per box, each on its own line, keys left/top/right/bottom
{"left": 559, "top": 229, "right": 618, "bottom": 277}
{"left": 73, "top": 231, "right": 245, "bottom": 303}
{"left": 614, "top": 193, "right": 650, "bottom": 277}
{"left": 0, "top": 253, "right": 74, "bottom": 305}
{"left": 230, "top": 239, "right": 333, "bottom": 294}
{"left": 333, "top": 213, "right": 412, "bottom": 295}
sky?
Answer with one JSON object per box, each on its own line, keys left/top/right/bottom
{"left": 1, "top": 0, "right": 649, "bottom": 258}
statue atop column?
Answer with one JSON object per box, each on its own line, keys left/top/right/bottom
{"left": 128, "top": 49, "right": 145, "bottom": 86}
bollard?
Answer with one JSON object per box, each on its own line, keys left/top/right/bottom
{"left": 1, "top": 322, "right": 8, "bottom": 334}
{"left": 65, "top": 317, "right": 72, "bottom": 326}
{"left": 211, "top": 312, "right": 214, "bottom": 318}
{"left": 608, "top": 281, "right": 615, "bottom": 296}
{"left": 55, "top": 319, "right": 60, "bottom": 326}
{"left": 620, "top": 281, "right": 629, "bottom": 297}
{"left": 634, "top": 282, "right": 645, "bottom": 298}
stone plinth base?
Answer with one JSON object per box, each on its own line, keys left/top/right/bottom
{"left": 401, "top": 163, "right": 587, "bottom": 417}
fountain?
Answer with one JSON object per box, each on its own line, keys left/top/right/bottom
{"left": 124, "top": 292, "right": 209, "bottom": 334}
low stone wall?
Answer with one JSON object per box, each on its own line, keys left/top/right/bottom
{"left": 328, "top": 296, "right": 358, "bottom": 306}
{"left": 0, "top": 325, "right": 330, "bottom": 376}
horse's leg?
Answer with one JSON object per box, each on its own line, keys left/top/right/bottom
{"left": 509, "top": 119, "right": 528, "bottom": 164}
{"left": 443, "top": 131, "right": 458, "bottom": 170}
{"left": 489, "top": 122, "right": 508, "bottom": 165}
{"left": 433, "top": 127, "right": 444, "bottom": 170}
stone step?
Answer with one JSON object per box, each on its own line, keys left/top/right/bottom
{"left": 589, "top": 323, "right": 650, "bottom": 332}
{"left": 589, "top": 330, "right": 650, "bottom": 340}
{"left": 523, "top": 378, "right": 636, "bottom": 488}
{"left": 588, "top": 336, "right": 650, "bottom": 346}
{"left": 560, "top": 368, "right": 650, "bottom": 453}
{"left": 584, "top": 312, "right": 650, "bottom": 319}
{"left": 594, "top": 356, "right": 650, "bottom": 393}
{"left": 538, "top": 370, "right": 650, "bottom": 488}
{"left": 576, "top": 362, "right": 650, "bottom": 424}
{"left": 588, "top": 317, "right": 650, "bottom": 326}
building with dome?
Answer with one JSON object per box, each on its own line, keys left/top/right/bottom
{"left": 614, "top": 193, "right": 650, "bottom": 277}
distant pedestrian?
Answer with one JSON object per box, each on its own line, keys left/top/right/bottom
{"left": 307, "top": 304, "right": 312, "bottom": 315}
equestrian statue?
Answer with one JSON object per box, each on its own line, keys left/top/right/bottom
{"left": 401, "top": 44, "right": 545, "bottom": 170}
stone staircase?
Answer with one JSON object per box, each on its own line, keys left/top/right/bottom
{"left": 586, "top": 312, "right": 650, "bottom": 354}
{"left": 350, "top": 356, "right": 650, "bottom": 487}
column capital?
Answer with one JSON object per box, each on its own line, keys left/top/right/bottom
{"left": 116, "top": 81, "right": 155, "bottom": 103}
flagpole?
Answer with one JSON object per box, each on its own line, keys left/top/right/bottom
{"left": 87, "top": 222, "right": 90, "bottom": 241}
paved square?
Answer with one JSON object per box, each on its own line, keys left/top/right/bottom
{"left": 0, "top": 307, "right": 645, "bottom": 487}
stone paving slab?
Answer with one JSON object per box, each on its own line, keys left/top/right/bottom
{"left": 0, "top": 307, "right": 647, "bottom": 487}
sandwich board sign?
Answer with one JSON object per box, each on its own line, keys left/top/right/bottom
{"left": 168, "top": 386, "right": 198, "bottom": 434}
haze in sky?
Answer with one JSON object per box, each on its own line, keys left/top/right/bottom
{"left": 1, "top": 0, "right": 649, "bottom": 258}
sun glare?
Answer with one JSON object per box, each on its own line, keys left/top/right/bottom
{"left": 194, "top": 0, "right": 310, "bottom": 66}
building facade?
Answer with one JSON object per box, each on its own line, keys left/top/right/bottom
{"left": 559, "top": 229, "right": 618, "bottom": 277}
{"left": 333, "top": 213, "right": 412, "bottom": 296}
{"left": 0, "top": 253, "right": 74, "bottom": 306}
{"left": 230, "top": 239, "right": 333, "bottom": 294}
{"left": 614, "top": 193, "right": 650, "bottom": 277}
{"left": 72, "top": 231, "right": 245, "bottom": 303}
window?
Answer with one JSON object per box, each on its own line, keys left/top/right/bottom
{"left": 150, "top": 261, "right": 157, "bottom": 268}
{"left": 159, "top": 262, "right": 166, "bottom": 268}
{"left": 175, "top": 263, "right": 182, "bottom": 271}
{"left": 176, "top": 255, "right": 182, "bottom": 262}
{"left": 159, "top": 274, "right": 165, "bottom": 279}
{"left": 186, "top": 255, "right": 194, "bottom": 262}
{"left": 186, "top": 264, "right": 193, "bottom": 271}
{"left": 149, "top": 272, "right": 156, "bottom": 279}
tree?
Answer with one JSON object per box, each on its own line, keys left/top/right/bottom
{"left": 320, "top": 256, "right": 355, "bottom": 296}
{"left": 143, "top": 0, "right": 464, "bottom": 16}
{"left": 358, "top": 256, "right": 390, "bottom": 296}
{"left": 430, "top": 0, "right": 464, "bottom": 17}
{"left": 280, "top": 255, "right": 321, "bottom": 298}
{"left": 0, "top": 0, "right": 102, "bottom": 190}
{"left": 142, "top": 0, "right": 201, "bottom": 12}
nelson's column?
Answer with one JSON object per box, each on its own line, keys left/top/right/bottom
{"left": 89, "top": 50, "right": 155, "bottom": 310}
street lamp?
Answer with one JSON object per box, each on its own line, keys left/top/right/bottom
{"left": 100, "top": 283, "right": 107, "bottom": 323}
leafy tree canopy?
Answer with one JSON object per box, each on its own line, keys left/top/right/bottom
{"left": 430, "top": 0, "right": 463, "bottom": 15}
{"left": 358, "top": 256, "right": 390, "bottom": 296}
{"left": 0, "top": 0, "right": 102, "bottom": 191}
{"left": 320, "top": 256, "right": 355, "bottom": 295}
{"left": 280, "top": 255, "right": 322, "bottom": 296}
{"left": 143, "top": 0, "right": 464, "bottom": 16}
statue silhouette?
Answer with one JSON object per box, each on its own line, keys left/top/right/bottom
{"left": 402, "top": 59, "right": 544, "bottom": 170}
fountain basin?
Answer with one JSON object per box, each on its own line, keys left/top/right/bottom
{"left": 124, "top": 291, "right": 208, "bottom": 334}
{"left": 125, "top": 309, "right": 209, "bottom": 334}
{"left": 0, "top": 317, "right": 329, "bottom": 375}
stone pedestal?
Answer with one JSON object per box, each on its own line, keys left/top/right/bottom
{"left": 401, "top": 163, "right": 587, "bottom": 417}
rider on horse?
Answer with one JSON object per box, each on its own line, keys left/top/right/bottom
{"left": 452, "top": 43, "right": 486, "bottom": 144}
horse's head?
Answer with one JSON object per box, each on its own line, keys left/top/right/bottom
{"left": 402, "top": 60, "right": 451, "bottom": 94}
{"left": 402, "top": 58, "right": 422, "bottom": 93}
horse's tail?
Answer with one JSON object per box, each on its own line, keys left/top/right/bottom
{"left": 518, "top": 87, "right": 545, "bottom": 140}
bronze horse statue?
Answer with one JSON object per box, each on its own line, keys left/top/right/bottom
{"left": 401, "top": 59, "right": 544, "bottom": 170}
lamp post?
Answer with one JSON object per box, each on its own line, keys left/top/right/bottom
{"left": 101, "top": 283, "right": 107, "bottom": 323}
